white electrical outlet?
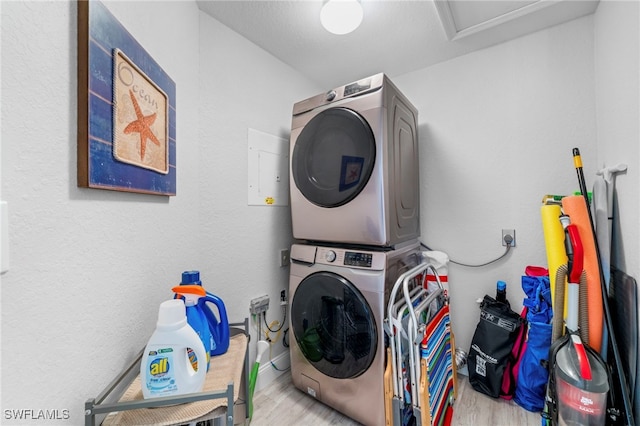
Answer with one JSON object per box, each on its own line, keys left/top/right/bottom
{"left": 279, "top": 249, "right": 290, "bottom": 266}
{"left": 502, "top": 229, "right": 516, "bottom": 247}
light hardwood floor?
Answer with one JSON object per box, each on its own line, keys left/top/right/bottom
{"left": 251, "top": 370, "right": 542, "bottom": 426}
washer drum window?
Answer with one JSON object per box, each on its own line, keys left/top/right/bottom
{"left": 291, "top": 271, "right": 377, "bottom": 379}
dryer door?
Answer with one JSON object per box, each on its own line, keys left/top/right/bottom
{"left": 292, "top": 107, "right": 376, "bottom": 208}
{"left": 291, "top": 271, "right": 377, "bottom": 379}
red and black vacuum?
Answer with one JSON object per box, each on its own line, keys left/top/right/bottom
{"left": 552, "top": 215, "right": 609, "bottom": 425}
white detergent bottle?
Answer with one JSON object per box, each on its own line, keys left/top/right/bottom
{"left": 141, "top": 299, "right": 207, "bottom": 399}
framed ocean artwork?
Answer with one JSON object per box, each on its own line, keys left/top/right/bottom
{"left": 77, "top": 0, "right": 176, "bottom": 195}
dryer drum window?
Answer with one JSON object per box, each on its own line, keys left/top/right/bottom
{"left": 292, "top": 108, "right": 376, "bottom": 208}
{"left": 291, "top": 271, "right": 377, "bottom": 379}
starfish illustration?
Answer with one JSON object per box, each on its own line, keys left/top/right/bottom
{"left": 123, "top": 89, "right": 160, "bottom": 160}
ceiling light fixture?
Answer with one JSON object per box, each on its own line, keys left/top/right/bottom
{"left": 320, "top": 0, "right": 363, "bottom": 35}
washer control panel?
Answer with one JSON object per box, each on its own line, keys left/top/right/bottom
{"left": 324, "top": 250, "right": 337, "bottom": 263}
{"left": 315, "top": 246, "right": 380, "bottom": 269}
{"left": 291, "top": 245, "right": 387, "bottom": 271}
{"left": 344, "top": 251, "right": 373, "bottom": 268}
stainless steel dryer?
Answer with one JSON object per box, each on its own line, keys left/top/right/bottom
{"left": 289, "top": 73, "right": 420, "bottom": 248}
{"left": 289, "top": 241, "right": 422, "bottom": 426}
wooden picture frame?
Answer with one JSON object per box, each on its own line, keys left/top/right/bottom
{"left": 77, "top": 0, "right": 176, "bottom": 195}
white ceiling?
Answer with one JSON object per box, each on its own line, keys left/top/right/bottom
{"left": 197, "top": 0, "right": 599, "bottom": 89}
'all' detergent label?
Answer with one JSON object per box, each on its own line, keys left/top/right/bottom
{"left": 145, "top": 348, "right": 177, "bottom": 395}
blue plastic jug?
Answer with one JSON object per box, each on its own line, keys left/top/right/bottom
{"left": 172, "top": 284, "right": 212, "bottom": 371}
{"left": 180, "top": 271, "right": 230, "bottom": 356}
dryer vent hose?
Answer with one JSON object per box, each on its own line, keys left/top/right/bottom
{"left": 552, "top": 264, "right": 589, "bottom": 343}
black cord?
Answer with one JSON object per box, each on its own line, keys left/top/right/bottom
{"left": 269, "top": 358, "right": 291, "bottom": 372}
{"left": 263, "top": 306, "right": 287, "bottom": 333}
{"left": 282, "top": 327, "right": 289, "bottom": 348}
{"left": 420, "top": 241, "right": 512, "bottom": 268}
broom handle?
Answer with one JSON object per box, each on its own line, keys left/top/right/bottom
{"left": 573, "top": 148, "right": 634, "bottom": 424}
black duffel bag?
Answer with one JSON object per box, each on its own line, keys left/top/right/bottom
{"left": 468, "top": 295, "right": 524, "bottom": 398}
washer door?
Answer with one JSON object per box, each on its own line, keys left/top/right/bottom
{"left": 291, "top": 271, "right": 377, "bottom": 379}
{"left": 292, "top": 108, "right": 376, "bottom": 208}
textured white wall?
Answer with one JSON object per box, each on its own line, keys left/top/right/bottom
{"left": 0, "top": 0, "right": 315, "bottom": 422}
{"left": 195, "top": 12, "right": 318, "bottom": 379}
{"left": 594, "top": 0, "right": 639, "bottom": 278}
{"left": 594, "top": 0, "right": 640, "bottom": 419}
{"left": 396, "top": 15, "right": 597, "bottom": 357}
{"left": 1, "top": 1, "right": 202, "bottom": 421}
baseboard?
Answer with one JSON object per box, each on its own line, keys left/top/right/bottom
{"left": 255, "top": 350, "right": 291, "bottom": 392}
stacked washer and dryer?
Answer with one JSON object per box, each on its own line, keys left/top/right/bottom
{"left": 288, "top": 74, "right": 422, "bottom": 426}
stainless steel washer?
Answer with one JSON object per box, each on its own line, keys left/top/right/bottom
{"left": 289, "top": 241, "right": 421, "bottom": 426}
{"left": 289, "top": 73, "right": 420, "bottom": 248}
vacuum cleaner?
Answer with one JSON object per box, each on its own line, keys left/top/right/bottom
{"left": 544, "top": 209, "right": 609, "bottom": 425}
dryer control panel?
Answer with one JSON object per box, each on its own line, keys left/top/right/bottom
{"left": 292, "top": 73, "right": 384, "bottom": 116}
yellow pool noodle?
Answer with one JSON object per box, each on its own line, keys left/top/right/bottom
{"left": 541, "top": 204, "right": 568, "bottom": 315}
